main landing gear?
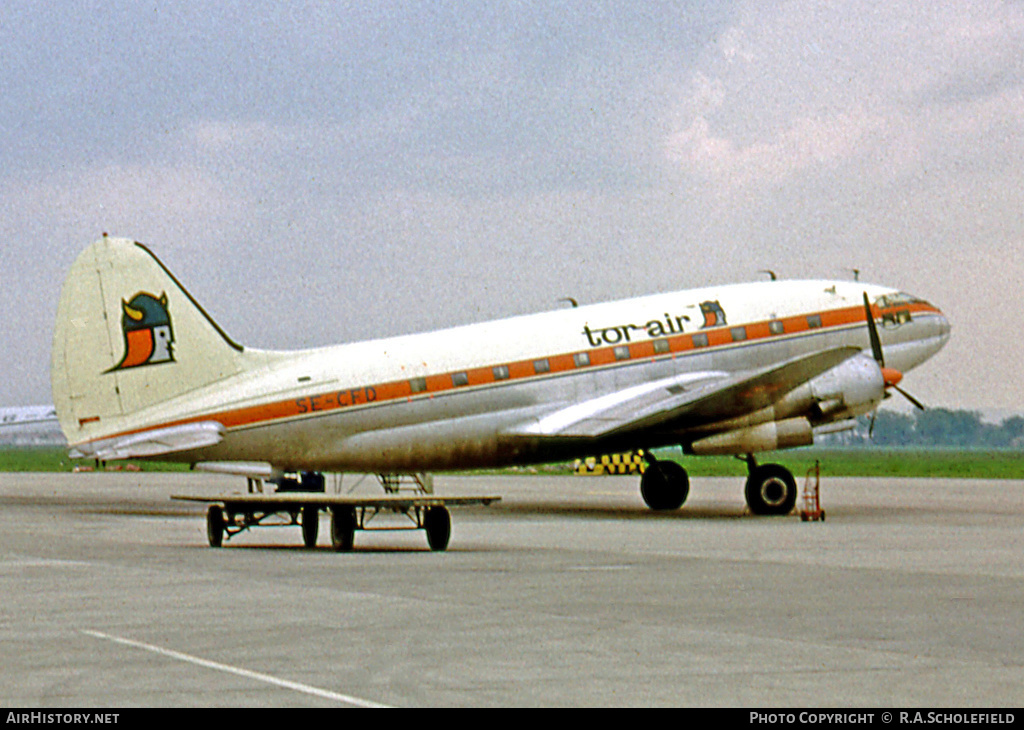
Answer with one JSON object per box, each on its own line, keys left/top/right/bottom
{"left": 637, "top": 452, "right": 798, "bottom": 516}
{"left": 742, "top": 456, "right": 798, "bottom": 516}
{"left": 639, "top": 454, "right": 690, "bottom": 511}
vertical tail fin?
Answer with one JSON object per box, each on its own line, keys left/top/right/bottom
{"left": 51, "top": 236, "right": 247, "bottom": 446}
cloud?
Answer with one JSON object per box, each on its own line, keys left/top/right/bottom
{"left": 2, "top": 0, "right": 1023, "bottom": 411}
{"left": 2, "top": 162, "right": 249, "bottom": 244}
{"left": 663, "top": 1, "right": 1024, "bottom": 189}
{"left": 665, "top": 111, "right": 888, "bottom": 185}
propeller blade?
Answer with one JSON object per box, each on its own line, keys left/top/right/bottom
{"left": 863, "top": 292, "right": 884, "bottom": 366}
{"left": 863, "top": 292, "right": 926, "bottom": 412}
{"left": 893, "top": 384, "right": 926, "bottom": 411}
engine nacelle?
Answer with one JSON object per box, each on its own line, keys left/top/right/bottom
{"left": 681, "top": 354, "right": 887, "bottom": 456}
{"left": 690, "top": 417, "right": 813, "bottom": 456}
{"left": 767, "top": 353, "right": 884, "bottom": 425}
{"left": 807, "top": 353, "right": 886, "bottom": 421}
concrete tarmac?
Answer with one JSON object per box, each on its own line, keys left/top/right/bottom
{"left": 1, "top": 470, "right": 1022, "bottom": 707}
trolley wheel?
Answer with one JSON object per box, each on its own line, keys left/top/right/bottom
{"left": 206, "top": 505, "right": 225, "bottom": 548}
{"left": 301, "top": 504, "right": 319, "bottom": 548}
{"left": 330, "top": 506, "right": 356, "bottom": 552}
{"left": 424, "top": 506, "right": 451, "bottom": 551}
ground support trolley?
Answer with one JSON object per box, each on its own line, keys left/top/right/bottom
{"left": 800, "top": 460, "right": 825, "bottom": 522}
{"left": 171, "top": 493, "right": 501, "bottom": 551}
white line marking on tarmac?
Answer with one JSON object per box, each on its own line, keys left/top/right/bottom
{"left": 81, "top": 629, "right": 390, "bottom": 708}
{"left": 1, "top": 554, "right": 91, "bottom": 570}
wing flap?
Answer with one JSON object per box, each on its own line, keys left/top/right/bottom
{"left": 70, "top": 421, "right": 225, "bottom": 460}
{"left": 513, "top": 370, "right": 729, "bottom": 437}
{"left": 509, "top": 346, "right": 862, "bottom": 439}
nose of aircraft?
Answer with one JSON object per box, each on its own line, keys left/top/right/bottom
{"left": 871, "top": 294, "right": 951, "bottom": 376}
{"left": 936, "top": 309, "right": 952, "bottom": 344}
{"left": 920, "top": 302, "right": 952, "bottom": 364}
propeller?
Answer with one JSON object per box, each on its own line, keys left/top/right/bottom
{"left": 863, "top": 293, "right": 926, "bottom": 411}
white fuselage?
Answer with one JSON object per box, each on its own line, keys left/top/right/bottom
{"left": 87, "top": 279, "right": 948, "bottom": 472}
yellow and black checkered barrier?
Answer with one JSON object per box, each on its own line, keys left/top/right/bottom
{"left": 573, "top": 450, "right": 646, "bottom": 475}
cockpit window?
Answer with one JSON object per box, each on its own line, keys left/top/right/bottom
{"left": 875, "top": 292, "right": 925, "bottom": 309}
{"left": 882, "top": 309, "right": 913, "bottom": 328}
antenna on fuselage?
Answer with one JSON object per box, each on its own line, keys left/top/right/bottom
{"left": 758, "top": 270, "right": 777, "bottom": 281}
{"left": 852, "top": 269, "right": 860, "bottom": 282}
{"left": 558, "top": 297, "right": 579, "bottom": 308}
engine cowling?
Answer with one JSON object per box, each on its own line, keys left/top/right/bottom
{"left": 690, "top": 417, "right": 813, "bottom": 456}
{"left": 806, "top": 353, "right": 886, "bottom": 421}
{"left": 685, "top": 354, "right": 886, "bottom": 456}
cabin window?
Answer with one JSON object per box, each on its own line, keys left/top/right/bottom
{"left": 731, "top": 327, "right": 747, "bottom": 342}
{"left": 533, "top": 359, "right": 550, "bottom": 374}
{"left": 573, "top": 352, "right": 591, "bottom": 367}
{"left": 613, "top": 346, "right": 630, "bottom": 361}
{"left": 692, "top": 333, "right": 709, "bottom": 348}
{"left": 806, "top": 314, "right": 823, "bottom": 329}
{"left": 652, "top": 338, "right": 670, "bottom": 354}
{"left": 769, "top": 320, "right": 785, "bottom": 335}
{"left": 409, "top": 377, "right": 427, "bottom": 393}
{"left": 493, "top": 364, "right": 510, "bottom": 380}
{"left": 451, "top": 372, "right": 469, "bottom": 387}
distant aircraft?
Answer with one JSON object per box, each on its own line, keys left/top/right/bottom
{"left": 51, "top": 236, "right": 950, "bottom": 548}
{"left": 0, "top": 405, "right": 63, "bottom": 446}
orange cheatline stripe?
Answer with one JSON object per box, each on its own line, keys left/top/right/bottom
{"left": 74, "top": 301, "right": 944, "bottom": 449}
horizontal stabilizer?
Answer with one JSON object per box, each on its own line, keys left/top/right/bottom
{"left": 193, "top": 461, "right": 282, "bottom": 480}
{"left": 70, "top": 421, "right": 225, "bottom": 461}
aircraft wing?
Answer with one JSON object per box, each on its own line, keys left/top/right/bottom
{"left": 511, "top": 346, "right": 862, "bottom": 439}
{"left": 69, "top": 421, "right": 225, "bottom": 461}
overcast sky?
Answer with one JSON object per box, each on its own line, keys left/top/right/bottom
{"left": 2, "top": 1, "right": 1022, "bottom": 413}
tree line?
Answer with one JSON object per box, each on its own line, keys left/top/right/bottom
{"left": 828, "top": 409, "right": 1024, "bottom": 448}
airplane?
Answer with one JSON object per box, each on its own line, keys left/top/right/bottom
{"left": 0, "top": 405, "right": 63, "bottom": 446}
{"left": 51, "top": 236, "right": 950, "bottom": 549}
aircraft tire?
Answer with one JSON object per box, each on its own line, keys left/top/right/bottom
{"left": 206, "top": 505, "right": 225, "bottom": 548}
{"left": 330, "top": 506, "right": 356, "bottom": 552}
{"left": 301, "top": 504, "right": 319, "bottom": 548}
{"left": 424, "top": 506, "right": 451, "bottom": 551}
{"left": 640, "top": 460, "right": 689, "bottom": 511}
{"left": 745, "top": 463, "right": 797, "bottom": 515}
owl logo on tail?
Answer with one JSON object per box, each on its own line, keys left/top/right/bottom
{"left": 106, "top": 292, "right": 175, "bottom": 372}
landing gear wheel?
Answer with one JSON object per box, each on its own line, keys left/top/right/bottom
{"left": 206, "top": 505, "right": 225, "bottom": 547}
{"left": 330, "top": 506, "right": 356, "bottom": 552}
{"left": 640, "top": 460, "right": 690, "bottom": 511}
{"left": 423, "top": 506, "right": 451, "bottom": 551}
{"left": 301, "top": 504, "right": 319, "bottom": 548}
{"left": 745, "top": 463, "right": 797, "bottom": 515}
